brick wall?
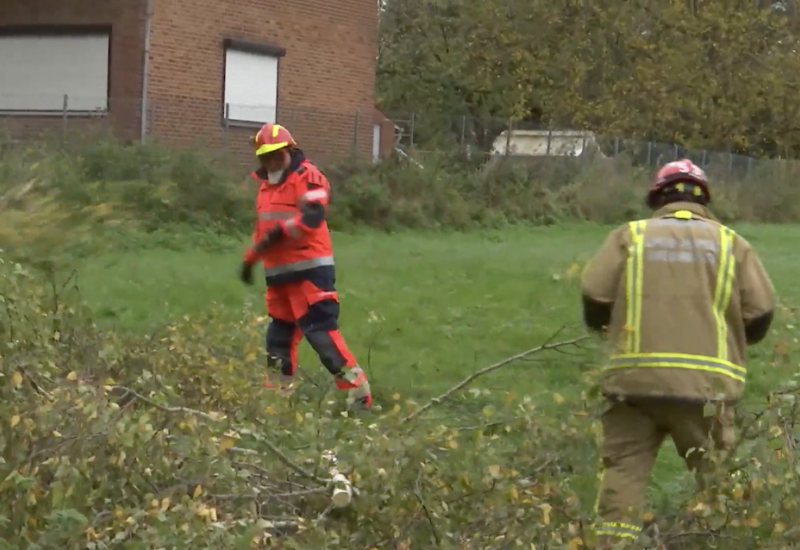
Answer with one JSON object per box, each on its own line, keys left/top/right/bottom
{"left": 0, "top": 0, "right": 378, "bottom": 167}
{"left": 0, "top": 0, "right": 147, "bottom": 142}
{"left": 146, "top": 0, "right": 378, "bottom": 165}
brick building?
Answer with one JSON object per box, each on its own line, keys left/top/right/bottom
{"left": 0, "top": 0, "right": 395, "bottom": 163}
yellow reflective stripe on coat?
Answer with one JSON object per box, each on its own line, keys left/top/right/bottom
{"left": 607, "top": 353, "right": 746, "bottom": 382}
{"left": 625, "top": 220, "right": 647, "bottom": 353}
{"left": 593, "top": 521, "right": 641, "bottom": 539}
{"left": 714, "top": 226, "right": 736, "bottom": 361}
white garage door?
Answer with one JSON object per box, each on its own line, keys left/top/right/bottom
{"left": 0, "top": 33, "right": 110, "bottom": 112}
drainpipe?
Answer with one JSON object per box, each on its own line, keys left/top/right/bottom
{"left": 140, "top": 0, "right": 154, "bottom": 142}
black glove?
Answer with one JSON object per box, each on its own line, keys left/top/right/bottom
{"left": 240, "top": 261, "right": 255, "bottom": 285}
{"left": 240, "top": 225, "right": 285, "bottom": 285}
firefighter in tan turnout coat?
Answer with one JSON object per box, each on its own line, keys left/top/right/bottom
{"left": 580, "top": 159, "right": 776, "bottom": 547}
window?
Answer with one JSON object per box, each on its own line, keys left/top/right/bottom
{"left": 0, "top": 29, "right": 110, "bottom": 113}
{"left": 223, "top": 39, "right": 285, "bottom": 125}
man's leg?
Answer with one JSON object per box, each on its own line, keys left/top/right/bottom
{"left": 265, "top": 285, "right": 302, "bottom": 388}
{"left": 288, "top": 275, "right": 372, "bottom": 408}
{"left": 265, "top": 320, "right": 303, "bottom": 387}
{"left": 593, "top": 399, "right": 666, "bottom": 548}
{"left": 666, "top": 401, "right": 735, "bottom": 490}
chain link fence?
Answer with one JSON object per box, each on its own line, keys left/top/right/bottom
{"left": 0, "top": 93, "right": 389, "bottom": 165}
{"left": 0, "top": 92, "right": 791, "bottom": 181}
{"left": 389, "top": 114, "right": 790, "bottom": 183}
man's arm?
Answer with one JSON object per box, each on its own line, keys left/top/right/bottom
{"left": 242, "top": 167, "right": 330, "bottom": 266}
{"left": 737, "top": 238, "right": 776, "bottom": 345}
{"left": 280, "top": 166, "right": 330, "bottom": 239}
{"left": 580, "top": 227, "right": 626, "bottom": 333}
{"left": 582, "top": 295, "right": 613, "bottom": 332}
{"left": 240, "top": 194, "right": 265, "bottom": 284}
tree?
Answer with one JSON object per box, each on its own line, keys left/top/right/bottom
{"left": 378, "top": 0, "right": 800, "bottom": 157}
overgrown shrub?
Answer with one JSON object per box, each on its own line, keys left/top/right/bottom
{"left": 2, "top": 248, "right": 800, "bottom": 548}
{"left": 0, "top": 136, "right": 252, "bottom": 238}
{"left": 3, "top": 134, "right": 800, "bottom": 548}
{"left": 3, "top": 136, "right": 800, "bottom": 241}
{"left": 329, "top": 150, "right": 800, "bottom": 229}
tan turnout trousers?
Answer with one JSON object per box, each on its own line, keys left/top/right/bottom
{"left": 593, "top": 397, "right": 735, "bottom": 546}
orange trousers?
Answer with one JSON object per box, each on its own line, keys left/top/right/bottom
{"left": 265, "top": 278, "right": 370, "bottom": 401}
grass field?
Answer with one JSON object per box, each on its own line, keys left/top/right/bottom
{"left": 72, "top": 222, "right": 800, "bottom": 515}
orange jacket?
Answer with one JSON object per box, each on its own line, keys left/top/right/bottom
{"left": 245, "top": 150, "right": 335, "bottom": 286}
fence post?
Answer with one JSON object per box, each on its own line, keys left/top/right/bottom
{"left": 61, "top": 94, "right": 68, "bottom": 147}
{"left": 141, "top": 98, "right": 147, "bottom": 144}
{"left": 140, "top": 97, "right": 150, "bottom": 144}
{"left": 353, "top": 109, "right": 360, "bottom": 158}
{"left": 504, "top": 117, "right": 513, "bottom": 157}
{"left": 727, "top": 144, "right": 733, "bottom": 178}
{"left": 581, "top": 135, "right": 587, "bottom": 163}
{"left": 614, "top": 137, "right": 620, "bottom": 156}
{"left": 460, "top": 115, "right": 466, "bottom": 150}
{"left": 646, "top": 141, "right": 652, "bottom": 165}
{"left": 223, "top": 103, "right": 230, "bottom": 151}
{"left": 148, "top": 99, "right": 156, "bottom": 143}
{"left": 546, "top": 127, "right": 552, "bottom": 155}
{"left": 409, "top": 113, "right": 415, "bottom": 149}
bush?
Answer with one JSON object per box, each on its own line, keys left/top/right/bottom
{"left": 0, "top": 136, "right": 253, "bottom": 239}
{"left": 3, "top": 134, "right": 800, "bottom": 548}
{"left": 329, "top": 150, "right": 800, "bottom": 229}
{"left": 2, "top": 252, "right": 800, "bottom": 548}
{"left": 4, "top": 136, "right": 800, "bottom": 246}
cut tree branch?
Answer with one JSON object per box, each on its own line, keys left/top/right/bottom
{"left": 230, "top": 446, "right": 327, "bottom": 483}
{"left": 413, "top": 472, "right": 441, "bottom": 546}
{"left": 402, "top": 332, "right": 590, "bottom": 423}
{"left": 110, "top": 385, "right": 328, "bottom": 484}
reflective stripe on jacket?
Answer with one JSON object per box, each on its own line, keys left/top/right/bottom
{"left": 581, "top": 202, "right": 775, "bottom": 402}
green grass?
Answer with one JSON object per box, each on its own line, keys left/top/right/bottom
{"left": 73, "top": 222, "right": 799, "bottom": 515}
{"left": 77, "top": 225, "right": 601, "bottom": 395}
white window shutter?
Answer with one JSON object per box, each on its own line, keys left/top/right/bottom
{"left": 224, "top": 49, "right": 278, "bottom": 124}
{"left": 0, "top": 34, "right": 109, "bottom": 112}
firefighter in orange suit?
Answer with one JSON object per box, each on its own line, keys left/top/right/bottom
{"left": 580, "top": 159, "right": 775, "bottom": 547}
{"left": 239, "top": 123, "right": 372, "bottom": 410}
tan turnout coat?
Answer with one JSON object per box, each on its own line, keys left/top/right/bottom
{"left": 581, "top": 202, "right": 775, "bottom": 402}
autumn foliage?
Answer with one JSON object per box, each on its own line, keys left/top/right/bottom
{"left": 378, "top": 1, "right": 800, "bottom": 158}
{"left": 3, "top": 252, "right": 800, "bottom": 548}
{"left": 1, "top": 140, "right": 800, "bottom": 548}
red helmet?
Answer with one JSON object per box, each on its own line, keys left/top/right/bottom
{"left": 252, "top": 123, "right": 296, "bottom": 156}
{"left": 647, "top": 159, "right": 710, "bottom": 209}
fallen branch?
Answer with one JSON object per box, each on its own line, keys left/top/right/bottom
{"left": 231, "top": 446, "right": 326, "bottom": 483}
{"left": 413, "top": 473, "right": 441, "bottom": 546}
{"left": 110, "top": 386, "right": 226, "bottom": 423}
{"left": 321, "top": 449, "right": 354, "bottom": 507}
{"left": 19, "top": 365, "right": 55, "bottom": 401}
{"left": 111, "top": 385, "right": 327, "bottom": 483}
{"left": 402, "top": 333, "right": 590, "bottom": 423}
{"left": 211, "top": 487, "right": 327, "bottom": 500}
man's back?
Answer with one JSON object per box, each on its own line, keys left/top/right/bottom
{"left": 584, "top": 161, "right": 776, "bottom": 549}
{"left": 582, "top": 201, "right": 775, "bottom": 402}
